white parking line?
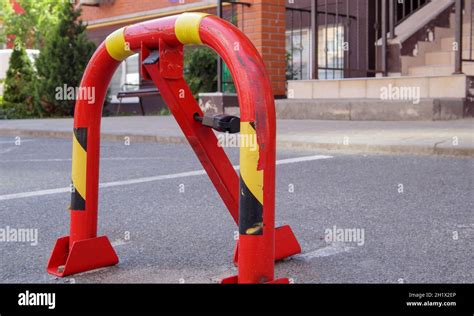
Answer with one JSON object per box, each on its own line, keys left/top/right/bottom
{"left": 275, "top": 155, "right": 332, "bottom": 165}
{"left": 293, "top": 242, "right": 355, "bottom": 261}
{"left": 99, "top": 170, "right": 207, "bottom": 189}
{"left": 0, "top": 155, "right": 333, "bottom": 202}
{"left": 111, "top": 239, "right": 129, "bottom": 247}
{"left": 0, "top": 187, "right": 71, "bottom": 201}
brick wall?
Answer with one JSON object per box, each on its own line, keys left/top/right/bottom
{"left": 237, "top": 0, "right": 286, "bottom": 96}
{"left": 80, "top": 0, "right": 204, "bottom": 21}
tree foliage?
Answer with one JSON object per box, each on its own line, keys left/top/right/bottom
{"left": 34, "top": 2, "right": 96, "bottom": 116}
{"left": 0, "top": 0, "right": 63, "bottom": 48}
{"left": 1, "top": 42, "right": 36, "bottom": 118}
{"left": 184, "top": 46, "right": 217, "bottom": 98}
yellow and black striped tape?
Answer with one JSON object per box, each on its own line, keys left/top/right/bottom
{"left": 71, "top": 128, "right": 87, "bottom": 211}
{"left": 239, "top": 122, "right": 263, "bottom": 235}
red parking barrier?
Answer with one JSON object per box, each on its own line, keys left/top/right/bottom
{"left": 47, "top": 13, "right": 301, "bottom": 283}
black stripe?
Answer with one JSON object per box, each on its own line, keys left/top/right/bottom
{"left": 74, "top": 128, "right": 87, "bottom": 151}
{"left": 239, "top": 175, "right": 263, "bottom": 235}
{"left": 71, "top": 184, "right": 86, "bottom": 211}
{"left": 249, "top": 121, "right": 256, "bottom": 131}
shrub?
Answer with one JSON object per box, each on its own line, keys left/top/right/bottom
{"left": 34, "top": 2, "right": 96, "bottom": 117}
{"left": 1, "top": 44, "right": 37, "bottom": 118}
{"left": 184, "top": 46, "right": 217, "bottom": 98}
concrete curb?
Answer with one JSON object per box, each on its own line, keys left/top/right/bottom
{"left": 0, "top": 129, "right": 188, "bottom": 145}
{"left": 0, "top": 128, "right": 472, "bottom": 157}
{"left": 277, "top": 141, "right": 474, "bottom": 157}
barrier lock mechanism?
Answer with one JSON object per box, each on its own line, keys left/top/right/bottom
{"left": 193, "top": 113, "right": 240, "bottom": 134}
{"left": 143, "top": 50, "right": 160, "bottom": 65}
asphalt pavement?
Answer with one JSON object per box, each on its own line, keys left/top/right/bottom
{"left": 0, "top": 136, "right": 472, "bottom": 283}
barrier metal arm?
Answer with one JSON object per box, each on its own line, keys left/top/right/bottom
{"left": 47, "top": 13, "right": 301, "bottom": 284}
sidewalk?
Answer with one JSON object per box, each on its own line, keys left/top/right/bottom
{"left": 0, "top": 116, "right": 473, "bottom": 156}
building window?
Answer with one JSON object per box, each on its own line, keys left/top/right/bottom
{"left": 286, "top": 28, "right": 311, "bottom": 80}
{"left": 318, "top": 24, "right": 344, "bottom": 79}
{"left": 109, "top": 54, "right": 139, "bottom": 102}
{"left": 286, "top": 24, "right": 345, "bottom": 80}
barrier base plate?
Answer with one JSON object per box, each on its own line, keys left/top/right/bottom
{"left": 233, "top": 225, "right": 301, "bottom": 265}
{"left": 47, "top": 236, "right": 118, "bottom": 277}
{"left": 221, "top": 275, "right": 289, "bottom": 284}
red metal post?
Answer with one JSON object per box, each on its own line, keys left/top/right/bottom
{"left": 197, "top": 16, "right": 294, "bottom": 283}
{"left": 47, "top": 44, "right": 122, "bottom": 277}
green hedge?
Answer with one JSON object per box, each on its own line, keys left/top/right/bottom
{"left": 184, "top": 46, "right": 217, "bottom": 99}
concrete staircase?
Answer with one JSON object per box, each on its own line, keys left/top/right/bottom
{"left": 402, "top": 13, "right": 473, "bottom": 76}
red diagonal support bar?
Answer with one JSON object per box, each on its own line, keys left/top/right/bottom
{"left": 143, "top": 42, "right": 301, "bottom": 270}
{"left": 144, "top": 42, "right": 239, "bottom": 224}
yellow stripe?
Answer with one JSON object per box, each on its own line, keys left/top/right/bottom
{"left": 174, "top": 12, "right": 210, "bottom": 45}
{"left": 105, "top": 27, "right": 135, "bottom": 61}
{"left": 72, "top": 134, "right": 87, "bottom": 200}
{"left": 246, "top": 225, "right": 263, "bottom": 235}
{"left": 240, "top": 122, "right": 263, "bottom": 205}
